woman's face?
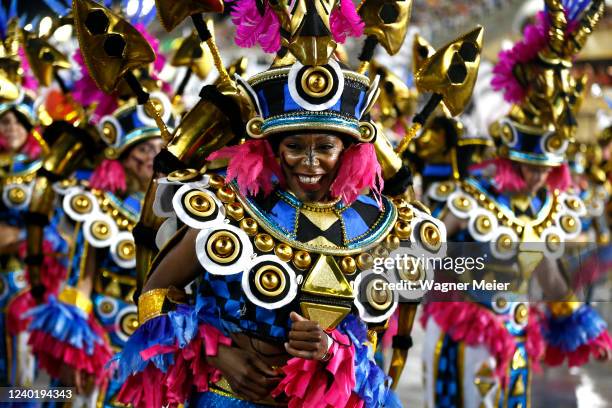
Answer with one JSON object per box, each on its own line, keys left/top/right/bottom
{"left": 518, "top": 163, "right": 552, "bottom": 195}
{"left": 0, "top": 111, "right": 28, "bottom": 152}
{"left": 278, "top": 133, "right": 344, "bottom": 202}
{"left": 121, "top": 138, "right": 163, "bottom": 190}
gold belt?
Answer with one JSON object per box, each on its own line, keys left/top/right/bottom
{"left": 209, "top": 376, "right": 287, "bottom": 407}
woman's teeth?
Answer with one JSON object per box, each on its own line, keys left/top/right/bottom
{"left": 298, "top": 175, "right": 322, "bottom": 184}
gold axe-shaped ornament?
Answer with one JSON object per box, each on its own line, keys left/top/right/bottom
{"left": 72, "top": 0, "right": 171, "bottom": 142}
{"left": 171, "top": 30, "right": 213, "bottom": 100}
{"left": 22, "top": 32, "right": 71, "bottom": 88}
{"left": 412, "top": 33, "right": 435, "bottom": 80}
{"left": 395, "top": 25, "right": 484, "bottom": 155}
{"left": 356, "top": 0, "right": 414, "bottom": 73}
{"left": 154, "top": 0, "right": 233, "bottom": 92}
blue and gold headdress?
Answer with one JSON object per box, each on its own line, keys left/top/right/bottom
{"left": 490, "top": 0, "right": 604, "bottom": 166}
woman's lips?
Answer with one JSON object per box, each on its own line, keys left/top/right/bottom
{"left": 294, "top": 174, "right": 324, "bottom": 191}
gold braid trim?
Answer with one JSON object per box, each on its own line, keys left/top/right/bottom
{"left": 58, "top": 286, "right": 93, "bottom": 314}
{"left": 138, "top": 288, "right": 169, "bottom": 324}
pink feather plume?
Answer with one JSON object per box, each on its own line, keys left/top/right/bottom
{"left": 471, "top": 158, "right": 526, "bottom": 192}
{"left": 330, "top": 0, "right": 365, "bottom": 43}
{"left": 331, "top": 142, "right": 384, "bottom": 207}
{"left": 546, "top": 163, "right": 571, "bottom": 192}
{"left": 89, "top": 159, "right": 127, "bottom": 194}
{"left": 17, "top": 47, "right": 40, "bottom": 92}
{"left": 230, "top": 0, "right": 281, "bottom": 53}
{"left": 207, "top": 139, "right": 284, "bottom": 197}
{"left": 72, "top": 51, "right": 118, "bottom": 124}
{"left": 491, "top": 12, "right": 549, "bottom": 103}
{"left": 21, "top": 133, "right": 42, "bottom": 159}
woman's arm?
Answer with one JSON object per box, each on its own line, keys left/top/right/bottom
{"left": 143, "top": 227, "right": 201, "bottom": 292}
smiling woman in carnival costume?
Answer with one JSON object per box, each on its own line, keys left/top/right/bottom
{"left": 89, "top": 0, "right": 468, "bottom": 404}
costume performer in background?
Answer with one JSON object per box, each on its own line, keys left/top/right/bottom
{"left": 0, "top": 6, "right": 74, "bottom": 387}
{"left": 21, "top": 2, "right": 176, "bottom": 404}
{"left": 422, "top": 1, "right": 612, "bottom": 407}
{"left": 25, "top": 96, "right": 170, "bottom": 406}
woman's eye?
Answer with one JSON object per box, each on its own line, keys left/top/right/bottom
{"left": 286, "top": 143, "right": 300, "bottom": 149}
{"left": 319, "top": 144, "right": 334, "bottom": 150}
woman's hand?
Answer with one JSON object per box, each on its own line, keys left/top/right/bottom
{"left": 284, "top": 311, "right": 330, "bottom": 360}
{"left": 207, "top": 345, "right": 281, "bottom": 401}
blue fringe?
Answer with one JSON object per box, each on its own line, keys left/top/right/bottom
{"left": 544, "top": 304, "right": 607, "bottom": 352}
{"left": 42, "top": 0, "right": 71, "bottom": 17}
{"left": 112, "top": 304, "right": 199, "bottom": 382}
{"left": 339, "top": 315, "right": 401, "bottom": 408}
{"left": 562, "top": 0, "right": 590, "bottom": 21}
{"left": 26, "top": 296, "right": 103, "bottom": 355}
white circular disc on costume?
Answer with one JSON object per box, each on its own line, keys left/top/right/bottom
{"left": 115, "top": 304, "right": 139, "bottom": 343}
{"left": 96, "top": 296, "right": 119, "bottom": 319}
{"left": 110, "top": 231, "right": 137, "bottom": 269}
{"left": 409, "top": 212, "right": 448, "bottom": 256}
{"left": 540, "top": 131, "right": 568, "bottom": 155}
{"left": 491, "top": 292, "right": 512, "bottom": 314}
{"left": 507, "top": 301, "right": 529, "bottom": 331}
{"left": 97, "top": 115, "right": 124, "bottom": 148}
{"left": 499, "top": 118, "right": 518, "bottom": 148}
{"left": 62, "top": 187, "right": 99, "bottom": 222}
{"left": 353, "top": 270, "right": 399, "bottom": 324}
{"left": 153, "top": 179, "right": 182, "bottom": 218}
{"left": 540, "top": 226, "right": 566, "bottom": 259}
{"left": 387, "top": 247, "right": 433, "bottom": 301}
{"left": 241, "top": 254, "right": 298, "bottom": 309}
{"left": 136, "top": 91, "right": 173, "bottom": 127}
{"left": 467, "top": 208, "right": 499, "bottom": 242}
{"left": 83, "top": 212, "right": 119, "bottom": 248}
{"left": 171, "top": 183, "right": 225, "bottom": 230}
{"left": 195, "top": 225, "right": 254, "bottom": 275}
{"left": 447, "top": 190, "right": 477, "bottom": 219}
{"left": 558, "top": 192, "right": 587, "bottom": 217}
{"left": 287, "top": 59, "right": 344, "bottom": 111}
{"left": 2, "top": 182, "right": 33, "bottom": 211}
{"left": 489, "top": 226, "right": 519, "bottom": 261}
{"left": 554, "top": 211, "right": 581, "bottom": 240}
{"left": 426, "top": 181, "right": 456, "bottom": 203}
{"left": 11, "top": 269, "right": 27, "bottom": 290}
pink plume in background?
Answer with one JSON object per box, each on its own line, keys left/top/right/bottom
{"left": 72, "top": 51, "right": 118, "bottom": 124}
{"left": 90, "top": 159, "right": 127, "bottom": 194}
{"left": 330, "top": 0, "right": 365, "bottom": 43}
{"left": 17, "top": 47, "right": 40, "bottom": 92}
{"left": 491, "top": 12, "right": 549, "bottom": 103}
{"left": 230, "top": 0, "right": 281, "bottom": 53}
{"left": 547, "top": 163, "right": 571, "bottom": 192}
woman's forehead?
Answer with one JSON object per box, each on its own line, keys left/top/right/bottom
{"left": 282, "top": 133, "right": 341, "bottom": 141}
